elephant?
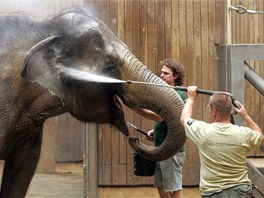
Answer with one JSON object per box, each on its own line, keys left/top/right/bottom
{"left": 0, "top": 6, "right": 186, "bottom": 197}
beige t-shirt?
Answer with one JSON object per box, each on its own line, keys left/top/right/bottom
{"left": 184, "top": 119, "right": 262, "bottom": 192}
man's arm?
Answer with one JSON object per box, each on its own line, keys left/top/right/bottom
{"left": 132, "top": 108, "right": 163, "bottom": 122}
{"left": 234, "top": 101, "right": 262, "bottom": 133}
{"left": 180, "top": 86, "right": 198, "bottom": 126}
{"left": 180, "top": 98, "right": 195, "bottom": 126}
{"left": 243, "top": 114, "right": 262, "bottom": 133}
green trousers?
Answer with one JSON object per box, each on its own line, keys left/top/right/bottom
{"left": 201, "top": 184, "right": 252, "bottom": 198}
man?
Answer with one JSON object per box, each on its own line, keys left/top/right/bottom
{"left": 134, "top": 59, "right": 186, "bottom": 198}
{"left": 180, "top": 86, "right": 263, "bottom": 198}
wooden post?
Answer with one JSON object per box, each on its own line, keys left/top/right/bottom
{"left": 83, "top": 123, "right": 98, "bottom": 198}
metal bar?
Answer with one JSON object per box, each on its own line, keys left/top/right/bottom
{"left": 244, "top": 61, "right": 264, "bottom": 96}
{"left": 62, "top": 67, "right": 234, "bottom": 97}
{"left": 247, "top": 159, "right": 264, "bottom": 196}
{"left": 173, "top": 86, "right": 239, "bottom": 108}
{"left": 62, "top": 66, "right": 239, "bottom": 106}
{"left": 230, "top": 5, "right": 264, "bottom": 14}
{"left": 175, "top": 86, "right": 217, "bottom": 96}
{"left": 128, "top": 81, "right": 232, "bottom": 96}
{"left": 127, "top": 122, "right": 148, "bottom": 136}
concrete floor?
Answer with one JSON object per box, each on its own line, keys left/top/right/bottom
{"left": 22, "top": 158, "right": 264, "bottom": 197}
{"left": 26, "top": 173, "right": 200, "bottom": 198}
{"left": 25, "top": 162, "right": 201, "bottom": 198}
{"left": 26, "top": 173, "right": 83, "bottom": 198}
{"left": 100, "top": 187, "right": 200, "bottom": 198}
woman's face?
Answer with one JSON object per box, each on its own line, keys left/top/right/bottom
{"left": 160, "top": 65, "right": 176, "bottom": 86}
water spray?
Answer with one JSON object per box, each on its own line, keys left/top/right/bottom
{"left": 60, "top": 66, "right": 239, "bottom": 108}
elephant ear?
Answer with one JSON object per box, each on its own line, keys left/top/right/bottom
{"left": 21, "top": 36, "right": 64, "bottom": 98}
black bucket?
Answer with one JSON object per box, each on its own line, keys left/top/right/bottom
{"left": 133, "top": 153, "right": 156, "bottom": 176}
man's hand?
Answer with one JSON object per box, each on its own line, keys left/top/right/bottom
{"left": 233, "top": 101, "right": 248, "bottom": 118}
{"left": 187, "top": 86, "right": 199, "bottom": 101}
{"left": 146, "top": 129, "right": 154, "bottom": 142}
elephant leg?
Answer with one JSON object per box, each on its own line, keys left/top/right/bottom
{"left": 0, "top": 131, "right": 42, "bottom": 198}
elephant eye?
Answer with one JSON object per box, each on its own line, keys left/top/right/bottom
{"left": 102, "top": 62, "right": 119, "bottom": 79}
{"left": 106, "top": 63, "right": 115, "bottom": 69}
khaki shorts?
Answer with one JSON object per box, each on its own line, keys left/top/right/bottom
{"left": 202, "top": 184, "right": 252, "bottom": 198}
{"left": 154, "top": 152, "right": 185, "bottom": 192}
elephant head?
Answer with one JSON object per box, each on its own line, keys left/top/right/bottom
{"left": 21, "top": 6, "right": 186, "bottom": 161}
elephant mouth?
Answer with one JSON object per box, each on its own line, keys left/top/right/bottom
{"left": 62, "top": 78, "right": 129, "bottom": 136}
{"left": 108, "top": 95, "right": 129, "bottom": 136}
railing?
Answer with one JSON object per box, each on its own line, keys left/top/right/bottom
{"left": 216, "top": 44, "right": 264, "bottom": 126}
{"left": 216, "top": 44, "right": 264, "bottom": 196}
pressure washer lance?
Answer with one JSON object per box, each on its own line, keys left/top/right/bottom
{"left": 60, "top": 67, "right": 240, "bottom": 109}
{"left": 127, "top": 122, "right": 153, "bottom": 137}
{"left": 125, "top": 81, "right": 240, "bottom": 110}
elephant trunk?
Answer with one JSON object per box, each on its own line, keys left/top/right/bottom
{"left": 118, "top": 48, "right": 186, "bottom": 161}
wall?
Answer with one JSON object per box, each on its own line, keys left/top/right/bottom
{"left": 230, "top": 0, "right": 264, "bottom": 157}
{"left": 84, "top": 0, "right": 226, "bottom": 186}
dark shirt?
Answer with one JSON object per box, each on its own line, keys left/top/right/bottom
{"left": 153, "top": 89, "right": 187, "bottom": 152}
